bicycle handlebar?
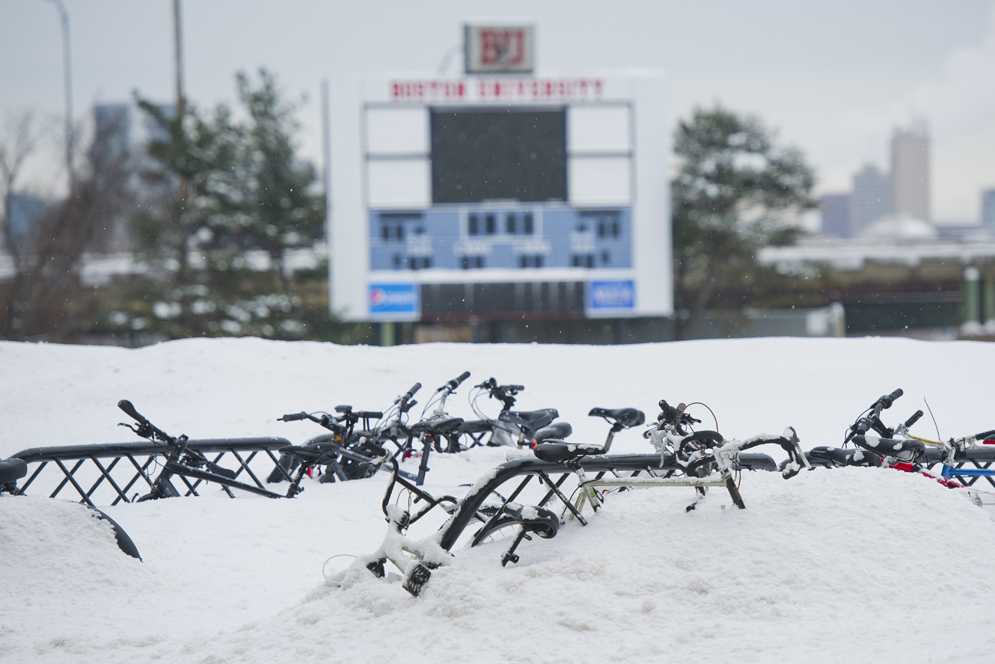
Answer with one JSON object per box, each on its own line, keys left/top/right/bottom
{"left": 118, "top": 400, "right": 146, "bottom": 424}
{"left": 441, "top": 371, "right": 471, "bottom": 392}
{"left": 118, "top": 400, "right": 175, "bottom": 443}
{"left": 877, "top": 389, "right": 903, "bottom": 410}
{"left": 904, "top": 410, "right": 924, "bottom": 429}
{"left": 402, "top": 383, "right": 421, "bottom": 402}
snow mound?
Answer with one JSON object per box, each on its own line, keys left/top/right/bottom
{"left": 178, "top": 468, "right": 995, "bottom": 663}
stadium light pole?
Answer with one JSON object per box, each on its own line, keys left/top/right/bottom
{"left": 47, "top": 0, "right": 74, "bottom": 193}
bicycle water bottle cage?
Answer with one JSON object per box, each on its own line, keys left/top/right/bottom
{"left": 533, "top": 442, "right": 607, "bottom": 463}
{"left": 589, "top": 408, "right": 646, "bottom": 429}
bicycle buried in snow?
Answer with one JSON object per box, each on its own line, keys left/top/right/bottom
{"left": 331, "top": 398, "right": 807, "bottom": 596}
{"left": 833, "top": 389, "right": 995, "bottom": 506}
{"left": 117, "top": 400, "right": 287, "bottom": 500}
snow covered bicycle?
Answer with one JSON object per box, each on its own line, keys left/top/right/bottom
{"left": 837, "top": 389, "right": 995, "bottom": 502}
{"left": 118, "top": 400, "right": 287, "bottom": 500}
{"left": 454, "top": 377, "right": 568, "bottom": 450}
{"left": 340, "top": 399, "right": 806, "bottom": 596}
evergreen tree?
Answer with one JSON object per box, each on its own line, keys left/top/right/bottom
{"left": 121, "top": 71, "right": 325, "bottom": 340}
{"left": 235, "top": 69, "right": 323, "bottom": 292}
{"left": 672, "top": 106, "right": 816, "bottom": 338}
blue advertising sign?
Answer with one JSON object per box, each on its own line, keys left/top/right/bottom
{"left": 369, "top": 283, "right": 419, "bottom": 317}
{"left": 588, "top": 279, "right": 635, "bottom": 311}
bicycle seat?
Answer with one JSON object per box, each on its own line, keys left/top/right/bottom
{"left": 533, "top": 441, "right": 606, "bottom": 463}
{"left": 806, "top": 446, "right": 882, "bottom": 468}
{"left": 458, "top": 420, "right": 493, "bottom": 434}
{"left": 500, "top": 409, "right": 558, "bottom": 432}
{"left": 852, "top": 435, "right": 925, "bottom": 461}
{"left": 589, "top": 407, "right": 645, "bottom": 428}
{"left": 531, "top": 422, "right": 573, "bottom": 446}
{"left": 734, "top": 453, "right": 776, "bottom": 472}
{"left": 0, "top": 457, "right": 27, "bottom": 486}
{"left": 411, "top": 418, "right": 464, "bottom": 436}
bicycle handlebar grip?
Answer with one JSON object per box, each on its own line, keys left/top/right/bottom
{"left": 279, "top": 412, "right": 307, "bottom": 422}
{"left": 403, "top": 383, "right": 422, "bottom": 401}
{"left": 904, "top": 410, "right": 924, "bottom": 428}
{"left": 882, "top": 388, "right": 903, "bottom": 407}
{"left": 504, "top": 385, "right": 525, "bottom": 393}
{"left": 117, "top": 400, "right": 146, "bottom": 423}
{"left": 439, "top": 371, "right": 470, "bottom": 390}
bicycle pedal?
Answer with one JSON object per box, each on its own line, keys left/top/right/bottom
{"left": 402, "top": 563, "right": 432, "bottom": 596}
{"left": 501, "top": 552, "right": 520, "bottom": 567}
{"left": 366, "top": 558, "right": 386, "bottom": 578}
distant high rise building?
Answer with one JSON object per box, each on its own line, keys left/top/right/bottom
{"left": 820, "top": 193, "right": 852, "bottom": 238}
{"left": 850, "top": 164, "right": 892, "bottom": 234}
{"left": 90, "top": 102, "right": 175, "bottom": 252}
{"left": 891, "top": 124, "right": 930, "bottom": 222}
{"left": 93, "top": 103, "right": 131, "bottom": 159}
{"left": 982, "top": 188, "right": 995, "bottom": 229}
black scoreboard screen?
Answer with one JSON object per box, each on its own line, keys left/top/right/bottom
{"left": 430, "top": 108, "right": 567, "bottom": 204}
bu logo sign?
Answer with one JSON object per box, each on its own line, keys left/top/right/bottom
{"left": 589, "top": 280, "right": 635, "bottom": 310}
{"left": 369, "top": 284, "right": 419, "bottom": 315}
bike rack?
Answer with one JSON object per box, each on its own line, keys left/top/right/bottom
{"left": 10, "top": 438, "right": 292, "bottom": 507}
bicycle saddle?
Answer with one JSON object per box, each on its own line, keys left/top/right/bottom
{"left": 411, "top": 418, "right": 465, "bottom": 436}
{"left": 852, "top": 435, "right": 925, "bottom": 461}
{"left": 533, "top": 441, "right": 606, "bottom": 463}
{"left": 458, "top": 420, "right": 494, "bottom": 434}
{"left": 0, "top": 457, "right": 27, "bottom": 486}
{"left": 589, "top": 407, "right": 645, "bottom": 428}
{"left": 734, "top": 453, "right": 777, "bottom": 472}
{"left": 500, "top": 409, "right": 559, "bottom": 431}
{"left": 806, "top": 446, "right": 882, "bottom": 468}
{"left": 531, "top": 422, "right": 573, "bottom": 446}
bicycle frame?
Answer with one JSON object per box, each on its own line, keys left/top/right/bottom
{"left": 118, "top": 400, "right": 286, "bottom": 501}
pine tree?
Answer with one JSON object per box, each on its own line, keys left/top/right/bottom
{"left": 235, "top": 69, "right": 323, "bottom": 292}
{"left": 672, "top": 106, "right": 816, "bottom": 338}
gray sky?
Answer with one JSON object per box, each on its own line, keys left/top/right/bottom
{"left": 3, "top": 0, "right": 995, "bottom": 222}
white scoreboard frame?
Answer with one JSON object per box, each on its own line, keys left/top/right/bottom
{"left": 328, "top": 69, "right": 671, "bottom": 322}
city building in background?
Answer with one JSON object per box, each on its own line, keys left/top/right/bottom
{"left": 91, "top": 102, "right": 174, "bottom": 252}
{"left": 329, "top": 24, "right": 671, "bottom": 339}
{"left": 891, "top": 124, "right": 930, "bottom": 222}
{"left": 849, "top": 164, "right": 892, "bottom": 235}
{"left": 820, "top": 193, "right": 852, "bottom": 238}
{"left": 982, "top": 188, "right": 995, "bottom": 230}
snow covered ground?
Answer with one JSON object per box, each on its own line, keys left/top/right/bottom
{"left": 2, "top": 337, "right": 995, "bottom": 663}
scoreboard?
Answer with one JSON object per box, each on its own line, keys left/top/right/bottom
{"left": 328, "top": 70, "right": 671, "bottom": 322}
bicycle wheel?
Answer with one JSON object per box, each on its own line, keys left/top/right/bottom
{"left": 471, "top": 504, "right": 559, "bottom": 546}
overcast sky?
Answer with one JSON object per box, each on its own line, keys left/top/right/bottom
{"left": 3, "top": 0, "right": 995, "bottom": 222}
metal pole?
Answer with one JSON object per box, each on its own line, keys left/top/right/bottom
{"left": 47, "top": 0, "right": 74, "bottom": 192}
{"left": 173, "top": 0, "right": 187, "bottom": 209}
{"left": 321, "top": 79, "right": 333, "bottom": 317}
{"left": 321, "top": 79, "right": 331, "bottom": 240}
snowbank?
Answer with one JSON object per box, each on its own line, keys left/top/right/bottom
{"left": 2, "top": 337, "right": 994, "bottom": 663}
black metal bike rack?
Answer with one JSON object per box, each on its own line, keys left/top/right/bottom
{"left": 10, "top": 437, "right": 292, "bottom": 507}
